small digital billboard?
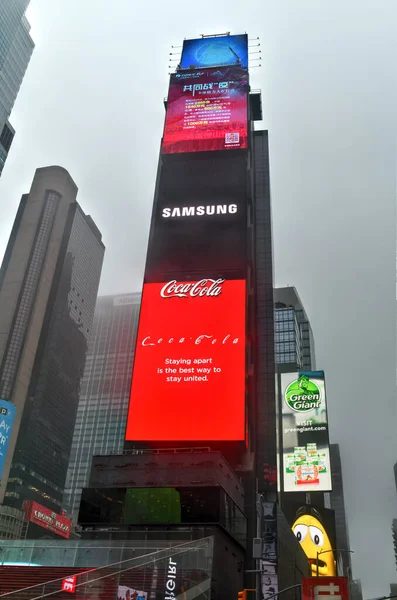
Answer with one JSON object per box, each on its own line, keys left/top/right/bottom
{"left": 126, "top": 278, "right": 246, "bottom": 442}
{"left": 283, "top": 502, "right": 337, "bottom": 578}
{"left": 118, "top": 587, "right": 147, "bottom": 600}
{"left": 302, "top": 577, "right": 349, "bottom": 600}
{"left": 180, "top": 34, "right": 248, "bottom": 70}
{"left": 162, "top": 67, "right": 248, "bottom": 154}
{"left": 0, "top": 400, "right": 16, "bottom": 479}
{"left": 280, "top": 371, "right": 332, "bottom": 492}
{"left": 23, "top": 501, "right": 72, "bottom": 539}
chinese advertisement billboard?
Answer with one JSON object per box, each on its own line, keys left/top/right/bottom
{"left": 0, "top": 399, "right": 16, "bottom": 478}
{"left": 180, "top": 34, "right": 248, "bottom": 70}
{"left": 283, "top": 501, "right": 337, "bottom": 578}
{"left": 125, "top": 278, "right": 246, "bottom": 442}
{"left": 162, "top": 67, "right": 248, "bottom": 154}
{"left": 280, "top": 371, "right": 332, "bottom": 492}
{"left": 23, "top": 501, "right": 72, "bottom": 539}
{"left": 302, "top": 577, "right": 349, "bottom": 600}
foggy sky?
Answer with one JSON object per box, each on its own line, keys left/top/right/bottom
{"left": 0, "top": 0, "right": 396, "bottom": 595}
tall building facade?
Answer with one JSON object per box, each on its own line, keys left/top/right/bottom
{"left": 63, "top": 293, "right": 141, "bottom": 522}
{"left": 329, "top": 444, "right": 352, "bottom": 576}
{"left": 274, "top": 286, "right": 315, "bottom": 371}
{"left": 0, "top": 166, "right": 104, "bottom": 519}
{"left": 75, "top": 34, "right": 308, "bottom": 600}
{"left": 0, "top": 0, "right": 34, "bottom": 175}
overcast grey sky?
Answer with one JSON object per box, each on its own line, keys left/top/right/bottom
{"left": 0, "top": 0, "right": 396, "bottom": 595}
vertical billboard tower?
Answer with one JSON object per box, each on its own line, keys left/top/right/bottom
{"left": 126, "top": 34, "right": 250, "bottom": 447}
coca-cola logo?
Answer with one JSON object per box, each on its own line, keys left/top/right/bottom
{"left": 161, "top": 279, "right": 225, "bottom": 299}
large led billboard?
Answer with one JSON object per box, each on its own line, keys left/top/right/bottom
{"left": 283, "top": 501, "right": 337, "bottom": 577}
{"left": 280, "top": 371, "right": 332, "bottom": 492}
{"left": 180, "top": 34, "right": 249, "bottom": 70}
{"left": 0, "top": 399, "right": 16, "bottom": 479}
{"left": 126, "top": 278, "right": 246, "bottom": 442}
{"left": 162, "top": 67, "right": 248, "bottom": 154}
{"left": 145, "top": 155, "right": 247, "bottom": 281}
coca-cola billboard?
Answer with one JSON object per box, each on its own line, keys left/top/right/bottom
{"left": 126, "top": 279, "right": 246, "bottom": 442}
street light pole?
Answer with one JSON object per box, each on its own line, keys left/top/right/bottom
{"left": 316, "top": 548, "right": 354, "bottom": 577}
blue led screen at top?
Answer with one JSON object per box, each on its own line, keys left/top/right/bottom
{"left": 180, "top": 34, "right": 248, "bottom": 70}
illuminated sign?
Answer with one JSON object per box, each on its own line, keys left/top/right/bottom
{"left": 162, "top": 66, "right": 248, "bottom": 154}
{"left": 280, "top": 371, "right": 332, "bottom": 492}
{"left": 164, "top": 557, "right": 178, "bottom": 600}
{"left": 145, "top": 155, "right": 248, "bottom": 282}
{"left": 62, "top": 576, "right": 77, "bottom": 594}
{"left": 118, "top": 586, "right": 147, "bottom": 600}
{"left": 0, "top": 399, "right": 16, "bottom": 478}
{"left": 126, "top": 279, "right": 246, "bottom": 442}
{"left": 302, "top": 578, "right": 349, "bottom": 600}
{"left": 161, "top": 204, "right": 238, "bottom": 218}
{"left": 180, "top": 34, "right": 248, "bottom": 70}
{"left": 23, "top": 501, "right": 72, "bottom": 539}
{"left": 290, "top": 505, "right": 336, "bottom": 577}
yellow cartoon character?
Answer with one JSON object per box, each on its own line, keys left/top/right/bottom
{"left": 292, "top": 506, "right": 336, "bottom": 577}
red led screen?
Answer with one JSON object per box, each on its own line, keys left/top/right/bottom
{"left": 126, "top": 279, "right": 246, "bottom": 442}
{"left": 162, "top": 67, "right": 248, "bottom": 154}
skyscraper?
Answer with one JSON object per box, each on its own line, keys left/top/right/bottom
{"left": 0, "top": 166, "right": 104, "bottom": 524}
{"left": 274, "top": 286, "right": 315, "bottom": 371}
{"left": 63, "top": 293, "right": 141, "bottom": 522}
{"left": 0, "top": 0, "right": 35, "bottom": 175}
{"left": 329, "top": 444, "right": 352, "bottom": 576}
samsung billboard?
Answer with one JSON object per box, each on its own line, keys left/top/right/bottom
{"left": 279, "top": 371, "right": 332, "bottom": 492}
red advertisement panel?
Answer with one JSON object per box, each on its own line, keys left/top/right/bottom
{"left": 23, "top": 500, "right": 72, "bottom": 539}
{"left": 126, "top": 279, "right": 246, "bottom": 441}
{"left": 302, "top": 578, "right": 349, "bottom": 600}
{"left": 162, "top": 67, "right": 248, "bottom": 154}
{"left": 62, "top": 576, "right": 76, "bottom": 593}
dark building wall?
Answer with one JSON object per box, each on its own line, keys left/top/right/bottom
{"left": 329, "top": 444, "right": 351, "bottom": 576}
{"left": 277, "top": 507, "right": 309, "bottom": 599}
{"left": 87, "top": 451, "right": 245, "bottom": 511}
{"left": 253, "top": 130, "right": 276, "bottom": 492}
{"left": 5, "top": 204, "right": 104, "bottom": 512}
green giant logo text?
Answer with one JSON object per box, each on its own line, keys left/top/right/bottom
{"left": 284, "top": 375, "right": 321, "bottom": 412}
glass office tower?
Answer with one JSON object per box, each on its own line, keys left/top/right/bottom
{"left": 0, "top": 166, "right": 104, "bottom": 528}
{"left": 0, "top": 0, "right": 35, "bottom": 174}
{"left": 63, "top": 293, "right": 141, "bottom": 522}
{"left": 274, "top": 286, "right": 315, "bottom": 371}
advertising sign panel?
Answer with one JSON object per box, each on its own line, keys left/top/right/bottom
{"left": 145, "top": 154, "right": 247, "bottom": 281}
{"left": 62, "top": 576, "right": 76, "bottom": 594}
{"left": 180, "top": 34, "right": 249, "bottom": 70}
{"left": 23, "top": 500, "right": 72, "bottom": 539}
{"left": 0, "top": 399, "right": 16, "bottom": 479}
{"left": 260, "top": 500, "right": 278, "bottom": 599}
{"left": 118, "top": 586, "right": 147, "bottom": 600}
{"left": 302, "top": 577, "right": 349, "bottom": 600}
{"left": 162, "top": 67, "right": 248, "bottom": 154}
{"left": 280, "top": 371, "right": 332, "bottom": 492}
{"left": 126, "top": 278, "right": 246, "bottom": 442}
{"left": 283, "top": 501, "right": 337, "bottom": 578}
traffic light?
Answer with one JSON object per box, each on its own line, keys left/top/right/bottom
{"left": 238, "top": 590, "right": 247, "bottom": 600}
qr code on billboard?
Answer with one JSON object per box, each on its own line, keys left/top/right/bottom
{"left": 225, "top": 132, "right": 240, "bottom": 144}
